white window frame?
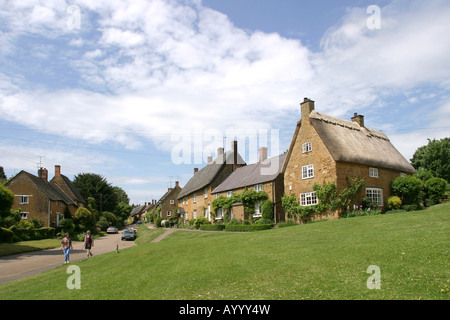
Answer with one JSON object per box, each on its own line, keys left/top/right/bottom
{"left": 193, "top": 193, "right": 197, "bottom": 203}
{"left": 216, "top": 208, "right": 224, "bottom": 220}
{"left": 193, "top": 210, "right": 197, "bottom": 219}
{"left": 204, "top": 188, "right": 208, "bottom": 199}
{"left": 167, "top": 210, "right": 171, "bottom": 217}
{"left": 254, "top": 184, "right": 263, "bottom": 192}
{"left": 302, "top": 142, "right": 312, "bottom": 153}
{"left": 170, "top": 199, "right": 174, "bottom": 204}
{"left": 227, "top": 191, "right": 233, "bottom": 198}
{"left": 300, "top": 192, "right": 318, "bottom": 206}
{"left": 369, "top": 167, "right": 379, "bottom": 178}
{"left": 21, "top": 212, "right": 29, "bottom": 220}
{"left": 253, "top": 202, "right": 262, "bottom": 218}
{"left": 366, "top": 188, "right": 383, "bottom": 207}
{"left": 302, "top": 164, "right": 314, "bottom": 179}
{"left": 18, "top": 196, "right": 29, "bottom": 204}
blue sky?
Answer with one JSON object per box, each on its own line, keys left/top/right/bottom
{"left": 0, "top": 0, "right": 449, "bottom": 205}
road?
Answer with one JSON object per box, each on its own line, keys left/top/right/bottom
{"left": 0, "top": 229, "right": 136, "bottom": 284}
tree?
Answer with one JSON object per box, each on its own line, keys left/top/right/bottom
{"left": 74, "top": 207, "right": 96, "bottom": 232}
{"left": 73, "top": 173, "right": 119, "bottom": 213}
{"left": 113, "top": 186, "right": 130, "bottom": 204}
{"left": 0, "top": 185, "right": 14, "bottom": 219}
{"left": 0, "top": 167, "right": 7, "bottom": 185}
{"left": 391, "top": 176, "right": 423, "bottom": 205}
{"left": 411, "top": 138, "right": 450, "bottom": 182}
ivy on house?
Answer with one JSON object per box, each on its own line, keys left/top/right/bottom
{"left": 282, "top": 177, "right": 365, "bottom": 219}
{"left": 211, "top": 188, "right": 269, "bottom": 222}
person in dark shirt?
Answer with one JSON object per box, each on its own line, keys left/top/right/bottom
{"left": 84, "top": 230, "right": 94, "bottom": 258}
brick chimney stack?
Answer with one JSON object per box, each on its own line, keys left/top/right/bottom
{"left": 259, "top": 147, "right": 268, "bottom": 163}
{"left": 300, "top": 97, "right": 315, "bottom": 121}
{"left": 38, "top": 168, "right": 48, "bottom": 181}
{"left": 232, "top": 140, "right": 238, "bottom": 171}
{"left": 194, "top": 168, "right": 198, "bottom": 175}
{"left": 55, "top": 165, "right": 61, "bottom": 177}
{"left": 351, "top": 112, "right": 365, "bottom": 127}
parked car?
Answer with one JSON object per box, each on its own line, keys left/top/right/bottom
{"left": 107, "top": 226, "right": 119, "bottom": 234}
{"left": 121, "top": 229, "right": 137, "bottom": 241}
{"left": 136, "top": 220, "right": 142, "bottom": 224}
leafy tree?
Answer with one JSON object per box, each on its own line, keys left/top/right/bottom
{"left": 73, "top": 173, "right": 119, "bottom": 213}
{"left": 0, "top": 184, "right": 14, "bottom": 219}
{"left": 0, "top": 167, "right": 7, "bottom": 185}
{"left": 423, "top": 177, "right": 447, "bottom": 203}
{"left": 410, "top": 138, "right": 450, "bottom": 182}
{"left": 74, "top": 207, "right": 96, "bottom": 232}
{"left": 261, "top": 199, "right": 274, "bottom": 222}
{"left": 391, "top": 176, "right": 423, "bottom": 205}
{"left": 113, "top": 186, "right": 130, "bottom": 204}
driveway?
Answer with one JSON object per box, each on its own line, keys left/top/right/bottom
{"left": 0, "top": 230, "right": 136, "bottom": 284}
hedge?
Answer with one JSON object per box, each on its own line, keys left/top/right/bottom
{"left": 7, "top": 226, "right": 55, "bottom": 242}
{"left": 225, "top": 224, "right": 274, "bottom": 232}
{"left": 0, "top": 227, "right": 14, "bottom": 243}
{"left": 200, "top": 224, "right": 225, "bottom": 231}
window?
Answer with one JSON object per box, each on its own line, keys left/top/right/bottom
{"left": 21, "top": 212, "right": 29, "bottom": 220}
{"left": 204, "top": 188, "right": 208, "bottom": 198}
{"left": 193, "top": 193, "right": 197, "bottom": 203}
{"left": 170, "top": 199, "right": 174, "bottom": 204}
{"left": 254, "top": 184, "right": 263, "bottom": 192}
{"left": 302, "top": 142, "right": 312, "bottom": 153}
{"left": 216, "top": 208, "right": 224, "bottom": 219}
{"left": 184, "top": 197, "right": 188, "bottom": 206}
{"left": 227, "top": 191, "right": 233, "bottom": 198}
{"left": 366, "top": 188, "right": 383, "bottom": 206}
{"left": 369, "top": 168, "right": 379, "bottom": 178}
{"left": 167, "top": 211, "right": 171, "bottom": 217}
{"left": 300, "top": 192, "right": 318, "bottom": 206}
{"left": 302, "top": 164, "right": 314, "bottom": 179}
{"left": 254, "top": 202, "right": 262, "bottom": 217}
{"left": 19, "top": 196, "right": 29, "bottom": 204}
{"left": 193, "top": 210, "right": 197, "bottom": 219}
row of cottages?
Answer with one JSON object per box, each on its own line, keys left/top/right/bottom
{"left": 5, "top": 165, "right": 86, "bottom": 227}
{"left": 176, "top": 142, "right": 246, "bottom": 222}
{"left": 282, "top": 98, "right": 416, "bottom": 219}
{"left": 173, "top": 98, "right": 415, "bottom": 223}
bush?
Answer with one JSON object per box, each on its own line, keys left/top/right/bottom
{"left": 155, "top": 217, "right": 163, "bottom": 228}
{"left": 225, "top": 224, "right": 274, "bottom": 232}
{"left": 261, "top": 200, "right": 274, "bottom": 222}
{"left": 387, "top": 196, "right": 402, "bottom": 210}
{"left": 401, "top": 204, "right": 423, "bottom": 212}
{"left": 7, "top": 226, "right": 55, "bottom": 241}
{"left": 193, "top": 216, "right": 210, "bottom": 229}
{"left": 392, "top": 176, "right": 423, "bottom": 205}
{"left": 0, "top": 227, "right": 14, "bottom": 242}
{"left": 96, "top": 217, "right": 109, "bottom": 231}
{"left": 424, "top": 177, "right": 447, "bottom": 203}
{"left": 200, "top": 224, "right": 225, "bottom": 231}
{"left": 59, "top": 218, "right": 75, "bottom": 235}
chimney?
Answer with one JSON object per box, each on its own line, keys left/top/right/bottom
{"left": 259, "top": 146, "right": 268, "bottom": 163}
{"left": 232, "top": 140, "right": 238, "bottom": 171}
{"left": 217, "top": 147, "right": 224, "bottom": 156}
{"left": 207, "top": 156, "right": 212, "bottom": 164}
{"left": 351, "top": 112, "right": 364, "bottom": 127}
{"left": 300, "top": 97, "right": 315, "bottom": 121}
{"left": 175, "top": 181, "right": 179, "bottom": 187}
{"left": 194, "top": 168, "right": 198, "bottom": 175}
{"left": 55, "top": 165, "right": 61, "bottom": 177}
{"left": 38, "top": 168, "right": 48, "bottom": 181}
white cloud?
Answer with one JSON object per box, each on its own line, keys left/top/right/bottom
{"left": 0, "top": 0, "right": 449, "bottom": 168}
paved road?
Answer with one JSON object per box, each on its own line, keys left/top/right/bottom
{"left": 0, "top": 230, "right": 136, "bottom": 284}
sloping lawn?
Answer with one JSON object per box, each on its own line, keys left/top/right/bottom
{"left": 0, "top": 203, "right": 448, "bottom": 300}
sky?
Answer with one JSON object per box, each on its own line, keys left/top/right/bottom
{"left": 0, "top": 0, "right": 449, "bottom": 205}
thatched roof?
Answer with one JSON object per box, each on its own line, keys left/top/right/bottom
{"left": 309, "top": 110, "right": 416, "bottom": 173}
{"left": 212, "top": 154, "right": 286, "bottom": 194}
{"left": 177, "top": 149, "right": 245, "bottom": 199}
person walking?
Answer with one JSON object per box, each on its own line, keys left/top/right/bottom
{"left": 84, "top": 230, "right": 94, "bottom": 257}
{"left": 61, "top": 233, "right": 73, "bottom": 264}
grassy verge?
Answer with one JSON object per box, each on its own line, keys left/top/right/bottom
{"left": 0, "top": 203, "right": 448, "bottom": 300}
{"left": 134, "top": 225, "right": 166, "bottom": 245}
{"left": 0, "top": 239, "right": 61, "bottom": 257}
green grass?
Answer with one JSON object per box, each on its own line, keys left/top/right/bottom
{"left": 0, "top": 203, "right": 449, "bottom": 300}
{"left": 0, "top": 239, "right": 61, "bottom": 257}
